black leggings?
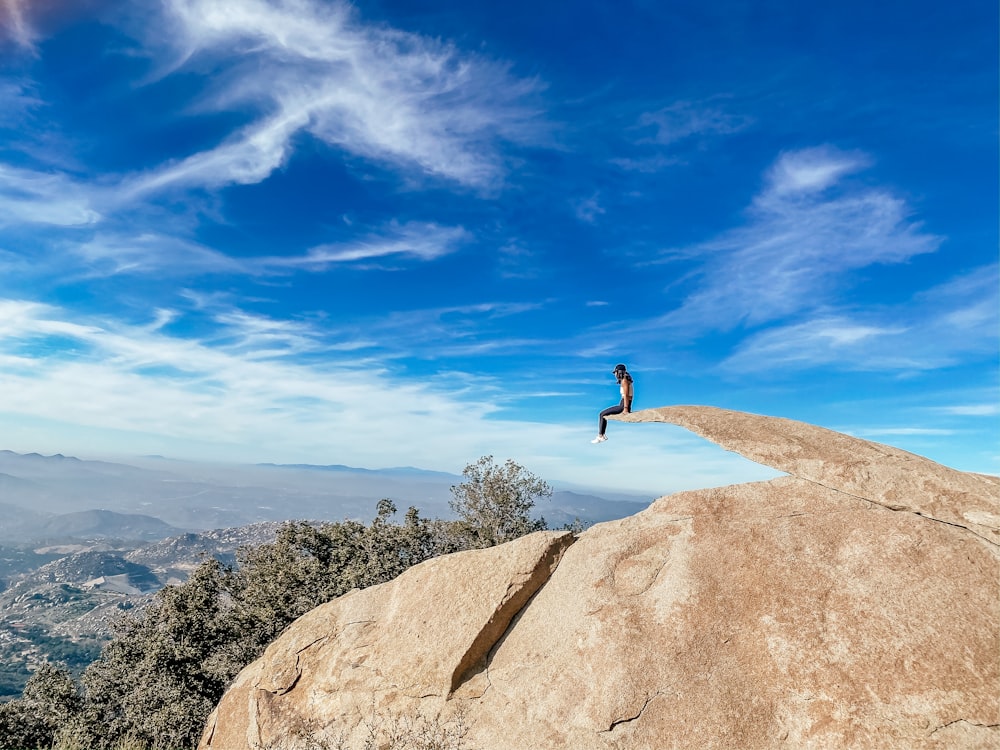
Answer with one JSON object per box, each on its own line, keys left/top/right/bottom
{"left": 599, "top": 399, "right": 630, "bottom": 436}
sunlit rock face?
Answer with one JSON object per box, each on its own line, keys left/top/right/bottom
{"left": 200, "top": 406, "right": 1000, "bottom": 750}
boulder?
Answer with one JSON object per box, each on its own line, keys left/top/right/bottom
{"left": 199, "top": 406, "right": 1000, "bottom": 750}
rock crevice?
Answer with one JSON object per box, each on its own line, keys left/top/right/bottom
{"left": 448, "top": 531, "right": 575, "bottom": 693}
{"left": 600, "top": 691, "right": 666, "bottom": 733}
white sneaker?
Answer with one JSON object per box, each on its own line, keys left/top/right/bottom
{"left": 591, "top": 434, "right": 608, "bottom": 443}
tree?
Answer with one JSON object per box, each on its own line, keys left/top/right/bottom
{"left": 449, "top": 456, "right": 551, "bottom": 547}
{"left": 0, "top": 663, "right": 80, "bottom": 750}
{"left": 63, "top": 558, "right": 237, "bottom": 750}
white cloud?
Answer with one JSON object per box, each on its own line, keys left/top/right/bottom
{"left": 658, "top": 146, "right": 942, "bottom": 331}
{"left": 633, "top": 99, "right": 752, "bottom": 146}
{"left": 0, "top": 0, "right": 35, "bottom": 50}
{"left": 720, "top": 316, "right": 910, "bottom": 372}
{"left": 496, "top": 242, "right": 543, "bottom": 280}
{"left": 931, "top": 404, "right": 1000, "bottom": 417}
{"left": 21, "top": 222, "right": 465, "bottom": 285}
{"left": 609, "top": 153, "right": 681, "bottom": 173}
{"left": 0, "top": 77, "right": 41, "bottom": 125}
{"left": 122, "top": 0, "right": 544, "bottom": 194}
{"left": 611, "top": 99, "right": 750, "bottom": 173}
{"left": 574, "top": 193, "right": 606, "bottom": 224}
{"left": 69, "top": 233, "right": 245, "bottom": 277}
{"left": 915, "top": 264, "right": 999, "bottom": 331}
{"left": 764, "top": 146, "right": 869, "bottom": 196}
{"left": 855, "top": 427, "right": 956, "bottom": 436}
{"left": 721, "top": 265, "right": 999, "bottom": 373}
{"left": 124, "top": 108, "right": 306, "bottom": 196}
{"left": 264, "top": 222, "right": 470, "bottom": 269}
{"left": 330, "top": 300, "right": 550, "bottom": 363}
{"left": 0, "top": 299, "right": 54, "bottom": 332}
{"left": 0, "top": 165, "right": 101, "bottom": 226}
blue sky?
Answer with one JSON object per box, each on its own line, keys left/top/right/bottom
{"left": 0, "top": 0, "right": 996, "bottom": 495}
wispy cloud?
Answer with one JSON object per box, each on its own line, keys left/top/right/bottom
{"left": 0, "top": 77, "right": 41, "bottom": 124}
{"left": 120, "top": 0, "right": 545, "bottom": 195}
{"left": 612, "top": 98, "right": 751, "bottom": 172}
{"left": 0, "top": 0, "right": 35, "bottom": 51}
{"left": 721, "top": 265, "right": 999, "bottom": 373}
{"left": 352, "top": 300, "right": 550, "bottom": 360}
{"left": 720, "top": 316, "right": 910, "bottom": 372}
{"left": 632, "top": 99, "right": 752, "bottom": 146}
{"left": 206, "top": 308, "right": 342, "bottom": 357}
{"left": 609, "top": 153, "right": 680, "bottom": 173}
{"left": 764, "top": 146, "right": 869, "bottom": 195}
{"left": 573, "top": 193, "right": 606, "bottom": 223}
{"left": 68, "top": 233, "right": 243, "bottom": 277}
{"left": 931, "top": 403, "right": 1000, "bottom": 417}
{"left": 16, "top": 222, "right": 468, "bottom": 286}
{"left": 855, "top": 427, "right": 956, "bottom": 436}
{"left": 260, "top": 222, "right": 470, "bottom": 269}
{"left": 496, "top": 242, "right": 545, "bottom": 280}
{"left": 123, "top": 108, "right": 307, "bottom": 196}
{"left": 657, "top": 145, "right": 942, "bottom": 331}
{"left": 0, "top": 165, "right": 101, "bottom": 226}
{"left": 913, "top": 263, "right": 999, "bottom": 329}
{"left": 0, "top": 298, "right": 457, "bottom": 440}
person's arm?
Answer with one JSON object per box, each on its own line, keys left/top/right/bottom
{"left": 622, "top": 378, "right": 633, "bottom": 412}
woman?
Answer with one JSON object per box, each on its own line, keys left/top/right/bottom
{"left": 591, "top": 363, "right": 633, "bottom": 443}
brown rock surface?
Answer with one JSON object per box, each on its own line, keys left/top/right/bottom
{"left": 199, "top": 407, "right": 1000, "bottom": 750}
{"left": 616, "top": 406, "right": 1000, "bottom": 546}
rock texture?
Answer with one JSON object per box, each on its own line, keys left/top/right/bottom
{"left": 199, "top": 406, "right": 1000, "bottom": 750}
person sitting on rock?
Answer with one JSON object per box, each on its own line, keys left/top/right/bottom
{"left": 592, "top": 363, "right": 633, "bottom": 443}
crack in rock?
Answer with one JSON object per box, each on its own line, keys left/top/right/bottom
{"left": 449, "top": 533, "right": 576, "bottom": 694}
{"left": 800, "top": 477, "right": 1000, "bottom": 548}
{"left": 929, "top": 719, "right": 1000, "bottom": 736}
{"left": 259, "top": 635, "right": 330, "bottom": 696}
{"left": 599, "top": 691, "right": 665, "bottom": 733}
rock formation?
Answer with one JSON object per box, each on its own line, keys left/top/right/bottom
{"left": 199, "top": 406, "right": 1000, "bottom": 750}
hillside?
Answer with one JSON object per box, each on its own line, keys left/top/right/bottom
{"left": 36, "top": 510, "right": 182, "bottom": 542}
{"left": 0, "top": 523, "right": 285, "bottom": 701}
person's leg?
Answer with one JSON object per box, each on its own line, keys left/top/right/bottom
{"left": 599, "top": 400, "right": 625, "bottom": 436}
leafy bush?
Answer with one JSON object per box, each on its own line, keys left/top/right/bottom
{"left": 449, "top": 455, "right": 551, "bottom": 546}
{"left": 0, "top": 663, "right": 80, "bottom": 750}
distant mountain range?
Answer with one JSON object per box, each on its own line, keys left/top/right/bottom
{"left": 0, "top": 450, "right": 654, "bottom": 541}
{"left": 257, "top": 462, "right": 460, "bottom": 480}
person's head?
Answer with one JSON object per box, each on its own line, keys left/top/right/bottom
{"left": 613, "top": 363, "right": 627, "bottom": 380}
